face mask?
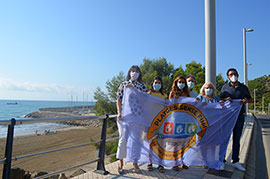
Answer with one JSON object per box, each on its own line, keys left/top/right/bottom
{"left": 187, "top": 81, "right": 194, "bottom": 89}
{"left": 153, "top": 83, "right": 161, "bottom": 91}
{"left": 205, "top": 88, "right": 213, "bottom": 95}
{"left": 177, "top": 83, "right": 185, "bottom": 90}
{"left": 130, "top": 72, "right": 139, "bottom": 80}
{"left": 230, "top": 75, "right": 238, "bottom": 83}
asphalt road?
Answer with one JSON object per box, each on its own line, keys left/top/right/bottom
{"left": 255, "top": 114, "right": 270, "bottom": 179}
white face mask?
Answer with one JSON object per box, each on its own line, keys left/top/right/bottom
{"left": 130, "top": 72, "right": 139, "bottom": 81}
{"left": 230, "top": 75, "right": 238, "bottom": 83}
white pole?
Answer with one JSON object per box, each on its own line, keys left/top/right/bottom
{"left": 262, "top": 97, "right": 265, "bottom": 113}
{"left": 254, "top": 89, "right": 256, "bottom": 113}
{"left": 205, "top": 0, "right": 216, "bottom": 86}
{"left": 243, "top": 28, "right": 248, "bottom": 86}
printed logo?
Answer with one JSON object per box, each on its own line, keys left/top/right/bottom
{"left": 163, "top": 122, "right": 173, "bottom": 135}
{"left": 187, "top": 124, "right": 197, "bottom": 135}
{"left": 175, "top": 123, "right": 186, "bottom": 134}
{"left": 148, "top": 103, "right": 209, "bottom": 160}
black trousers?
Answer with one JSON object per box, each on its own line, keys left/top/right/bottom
{"left": 232, "top": 114, "right": 245, "bottom": 163}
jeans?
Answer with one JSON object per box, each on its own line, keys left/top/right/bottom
{"left": 232, "top": 114, "right": 245, "bottom": 163}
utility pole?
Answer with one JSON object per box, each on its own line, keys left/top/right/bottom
{"left": 262, "top": 97, "right": 265, "bottom": 113}
{"left": 254, "top": 89, "right": 256, "bottom": 113}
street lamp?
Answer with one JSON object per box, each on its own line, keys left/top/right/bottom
{"left": 243, "top": 28, "right": 253, "bottom": 114}
{"left": 243, "top": 28, "right": 254, "bottom": 87}
{"left": 254, "top": 88, "right": 256, "bottom": 113}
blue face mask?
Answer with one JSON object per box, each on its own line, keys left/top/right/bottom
{"left": 205, "top": 88, "right": 213, "bottom": 95}
{"left": 153, "top": 83, "right": 161, "bottom": 91}
{"left": 177, "top": 83, "right": 185, "bottom": 90}
{"left": 187, "top": 81, "right": 194, "bottom": 89}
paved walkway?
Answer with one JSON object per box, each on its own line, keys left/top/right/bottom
{"left": 73, "top": 115, "right": 254, "bottom": 179}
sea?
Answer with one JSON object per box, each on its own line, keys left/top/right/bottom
{"left": 0, "top": 100, "right": 95, "bottom": 137}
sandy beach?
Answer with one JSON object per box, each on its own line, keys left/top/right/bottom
{"left": 0, "top": 125, "right": 109, "bottom": 177}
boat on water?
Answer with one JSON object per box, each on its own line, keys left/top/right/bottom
{"left": 6, "top": 102, "right": 18, "bottom": 105}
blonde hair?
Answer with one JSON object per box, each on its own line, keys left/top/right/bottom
{"left": 199, "top": 82, "right": 217, "bottom": 97}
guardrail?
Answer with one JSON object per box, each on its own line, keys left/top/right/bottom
{"left": 0, "top": 114, "right": 118, "bottom": 179}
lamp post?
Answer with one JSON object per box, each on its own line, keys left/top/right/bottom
{"left": 254, "top": 88, "right": 256, "bottom": 113}
{"left": 243, "top": 28, "right": 254, "bottom": 86}
{"left": 262, "top": 97, "right": 265, "bottom": 113}
{"left": 243, "top": 28, "right": 253, "bottom": 114}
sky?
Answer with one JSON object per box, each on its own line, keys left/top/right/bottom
{"left": 0, "top": 0, "right": 269, "bottom": 101}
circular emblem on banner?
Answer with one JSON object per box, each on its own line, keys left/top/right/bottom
{"left": 147, "top": 103, "right": 209, "bottom": 160}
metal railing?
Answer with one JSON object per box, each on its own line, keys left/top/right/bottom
{"left": 0, "top": 114, "right": 118, "bottom": 179}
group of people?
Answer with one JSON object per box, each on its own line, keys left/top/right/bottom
{"left": 116, "top": 65, "right": 251, "bottom": 174}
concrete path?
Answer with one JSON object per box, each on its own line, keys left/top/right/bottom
{"left": 73, "top": 115, "right": 254, "bottom": 179}
{"left": 248, "top": 114, "right": 270, "bottom": 179}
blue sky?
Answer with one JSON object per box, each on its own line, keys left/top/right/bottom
{"left": 0, "top": 0, "right": 269, "bottom": 101}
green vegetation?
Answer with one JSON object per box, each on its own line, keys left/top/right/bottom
{"left": 248, "top": 75, "right": 270, "bottom": 113}
{"left": 93, "top": 58, "right": 226, "bottom": 117}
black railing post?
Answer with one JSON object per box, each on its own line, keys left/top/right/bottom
{"left": 3, "top": 118, "right": 16, "bottom": 179}
{"left": 95, "top": 114, "right": 109, "bottom": 175}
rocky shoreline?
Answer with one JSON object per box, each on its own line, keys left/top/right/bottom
{"left": 24, "top": 106, "right": 103, "bottom": 127}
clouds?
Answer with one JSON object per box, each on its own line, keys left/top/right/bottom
{"left": 0, "top": 77, "right": 93, "bottom": 100}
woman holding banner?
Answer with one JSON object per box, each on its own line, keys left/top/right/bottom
{"left": 169, "top": 76, "right": 190, "bottom": 170}
{"left": 196, "top": 82, "right": 219, "bottom": 104}
{"left": 147, "top": 76, "right": 167, "bottom": 173}
{"left": 116, "top": 65, "right": 147, "bottom": 174}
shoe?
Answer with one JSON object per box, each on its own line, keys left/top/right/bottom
{"left": 158, "top": 165, "right": 165, "bottom": 173}
{"left": 118, "top": 166, "right": 124, "bottom": 174}
{"left": 232, "top": 162, "right": 246, "bottom": 171}
{"left": 147, "top": 164, "right": 153, "bottom": 171}
{"left": 180, "top": 164, "right": 189, "bottom": 169}
{"left": 172, "top": 166, "right": 180, "bottom": 171}
{"left": 219, "top": 162, "right": 225, "bottom": 170}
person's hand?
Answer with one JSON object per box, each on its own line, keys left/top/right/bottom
{"left": 219, "top": 99, "right": 225, "bottom": 103}
{"left": 240, "top": 99, "right": 248, "bottom": 105}
{"left": 202, "top": 102, "right": 207, "bottom": 105}
{"left": 125, "top": 83, "right": 133, "bottom": 88}
{"left": 219, "top": 100, "right": 225, "bottom": 108}
{"left": 226, "top": 97, "right": 232, "bottom": 103}
{"left": 194, "top": 97, "right": 200, "bottom": 104}
{"left": 117, "top": 113, "right": 122, "bottom": 120}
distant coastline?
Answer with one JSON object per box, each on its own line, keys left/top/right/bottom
{"left": 24, "top": 105, "right": 102, "bottom": 127}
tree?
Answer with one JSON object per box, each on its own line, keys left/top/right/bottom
{"left": 216, "top": 73, "right": 225, "bottom": 97}
{"left": 140, "top": 57, "right": 174, "bottom": 94}
{"left": 93, "top": 87, "right": 116, "bottom": 115}
{"left": 93, "top": 72, "right": 125, "bottom": 115}
{"left": 106, "top": 71, "right": 125, "bottom": 101}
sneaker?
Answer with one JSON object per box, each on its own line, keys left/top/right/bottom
{"left": 219, "top": 162, "right": 225, "bottom": 170}
{"left": 232, "top": 162, "right": 246, "bottom": 171}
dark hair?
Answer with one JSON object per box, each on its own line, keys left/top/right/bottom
{"left": 187, "top": 75, "right": 196, "bottom": 83}
{"left": 170, "top": 76, "right": 190, "bottom": 97}
{"left": 226, "top": 68, "right": 239, "bottom": 76}
{"left": 126, "top": 65, "right": 143, "bottom": 82}
{"left": 149, "top": 76, "right": 164, "bottom": 95}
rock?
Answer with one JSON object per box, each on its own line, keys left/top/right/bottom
{"left": 23, "top": 171, "right": 32, "bottom": 179}
{"left": 10, "top": 167, "right": 25, "bottom": 179}
{"left": 70, "top": 169, "right": 86, "bottom": 177}
{"left": 58, "top": 173, "right": 68, "bottom": 179}
{"left": 31, "top": 171, "right": 48, "bottom": 178}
